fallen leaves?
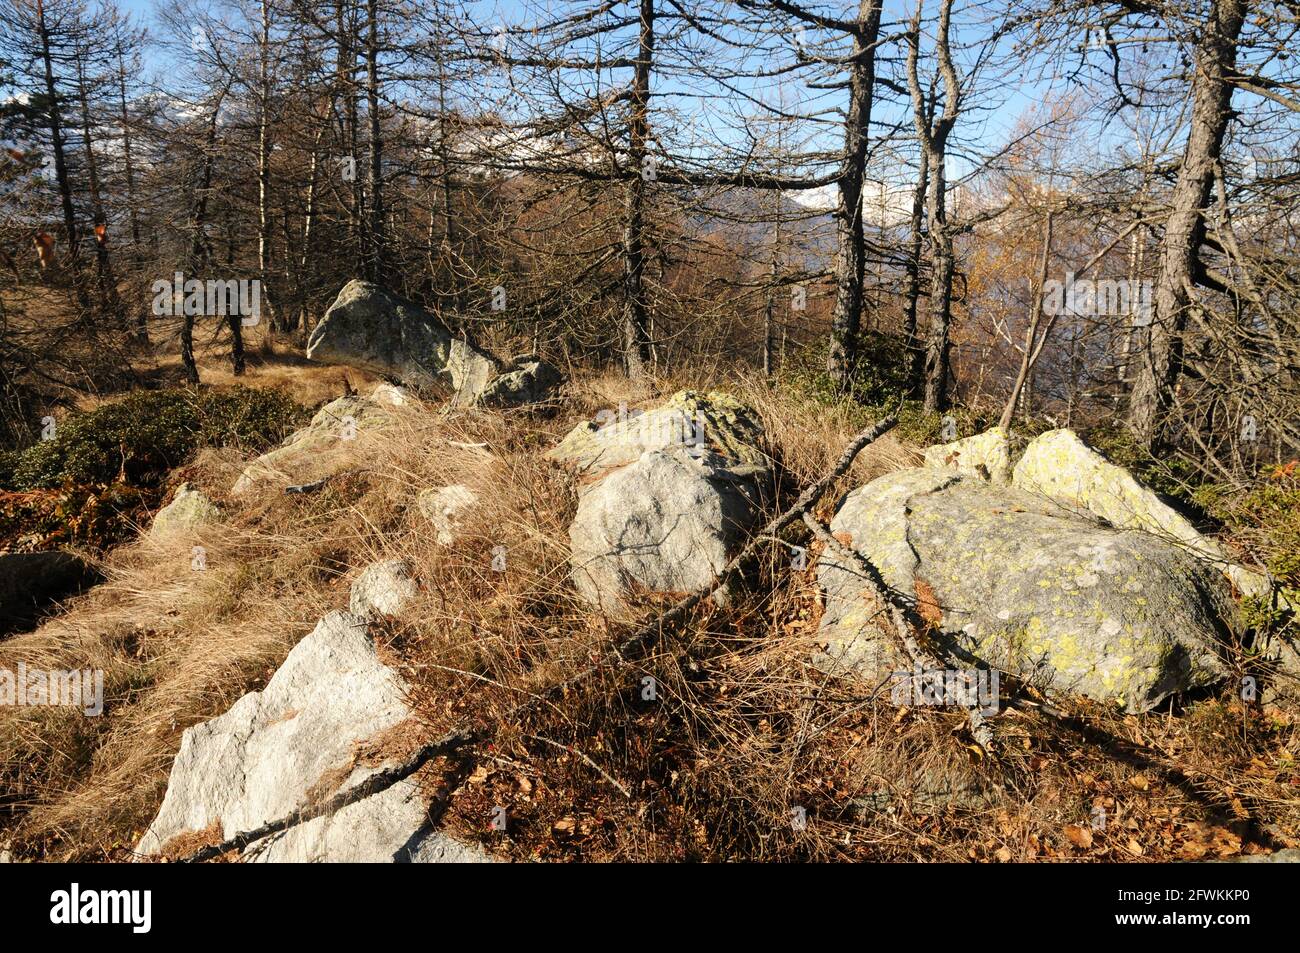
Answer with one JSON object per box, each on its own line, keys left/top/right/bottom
{"left": 1063, "top": 824, "right": 1093, "bottom": 849}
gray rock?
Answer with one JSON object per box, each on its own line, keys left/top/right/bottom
{"left": 369, "top": 382, "right": 410, "bottom": 407}
{"left": 349, "top": 560, "right": 418, "bottom": 620}
{"left": 137, "top": 567, "right": 493, "bottom": 863}
{"left": 549, "top": 390, "right": 768, "bottom": 479}
{"left": 923, "top": 426, "right": 1011, "bottom": 484}
{"left": 569, "top": 445, "right": 765, "bottom": 613}
{"left": 150, "top": 483, "right": 220, "bottom": 538}
{"left": 479, "top": 358, "right": 563, "bottom": 407}
{"left": 307, "top": 280, "right": 500, "bottom": 403}
{"left": 417, "top": 485, "right": 478, "bottom": 546}
{"left": 231, "top": 394, "right": 391, "bottom": 495}
{"left": 817, "top": 469, "right": 1237, "bottom": 713}
{"left": 1013, "top": 428, "right": 1275, "bottom": 602}
{"left": 0, "top": 551, "right": 102, "bottom": 638}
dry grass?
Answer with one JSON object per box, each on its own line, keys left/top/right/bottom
{"left": 1, "top": 368, "right": 1298, "bottom": 862}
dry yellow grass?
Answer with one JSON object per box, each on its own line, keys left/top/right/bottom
{"left": 1, "top": 366, "right": 1297, "bottom": 863}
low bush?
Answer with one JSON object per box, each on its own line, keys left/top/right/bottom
{"left": 4, "top": 387, "right": 306, "bottom": 491}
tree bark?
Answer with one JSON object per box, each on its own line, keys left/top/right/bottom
{"left": 825, "top": 0, "right": 884, "bottom": 390}
{"left": 907, "top": 0, "right": 960, "bottom": 413}
{"left": 621, "top": 0, "right": 655, "bottom": 378}
{"left": 34, "top": 0, "right": 87, "bottom": 311}
{"left": 999, "top": 210, "right": 1054, "bottom": 429}
{"left": 364, "top": 0, "right": 386, "bottom": 282}
{"left": 1127, "top": 0, "right": 1247, "bottom": 448}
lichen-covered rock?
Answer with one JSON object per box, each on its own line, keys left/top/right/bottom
{"left": 818, "top": 468, "right": 1237, "bottom": 713}
{"left": 417, "top": 485, "right": 478, "bottom": 546}
{"left": 1012, "top": 429, "right": 1273, "bottom": 601}
{"left": 150, "top": 483, "right": 220, "bottom": 538}
{"left": 137, "top": 567, "right": 492, "bottom": 863}
{"left": 231, "top": 394, "right": 392, "bottom": 495}
{"left": 923, "top": 426, "right": 1011, "bottom": 484}
{"left": 548, "top": 390, "right": 767, "bottom": 479}
{"left": 307, "top": 280, "right": 500, "bottom": 403}
{"left": 479, "top": 357, "right": 563, "bottom": 408}
{"left": 569, "top": 446, "right": 766, "bottom": 613}
{"left": 349, "top": 560, "right": 418, "bottom": 619}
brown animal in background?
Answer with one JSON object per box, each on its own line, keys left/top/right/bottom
{"left": 33, "top": 232, "right": 55, "bottom": 269}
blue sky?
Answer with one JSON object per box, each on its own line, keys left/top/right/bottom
{"left": 103, "top": 0, "right": 1105, "bottom": 188}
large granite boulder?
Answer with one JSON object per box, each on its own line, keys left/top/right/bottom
{"left": 137, "top": 562, "right": 493, "bottom": 863}
{"left": 569, "top": 446, "right": 765, "bottom": 613}
{"left": 307, "top": 280, "right": 500, "bottom": 403}
{"left": 923, "top": 426, "right": 1011, "bottom": 484}
{"left": 479, "top": 355, "right": 563, "bottom": 408}
{"left": 549, "top": 390, "right": 767, "bottom": 479}
{"left": 556, "top": 391, "right": 770, "bottom": 612}
{"left": 818, "top": 469, "right": 1238, "bottom": 713}
{"left": 1012, "top": 429, "right": 1273, "bottom": 601}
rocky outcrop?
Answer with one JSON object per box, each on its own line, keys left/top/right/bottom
{"left": 307, "top": 280, "right": 500, "bottom": 403}
{"left": 138, "top": 561, "right": 493, "bottom": 863}
{"left": 923, "top": 426, "right": 1011, "bottom": 484}
{"left": 231, "top": 391, "right": 394, "bottom": 495}
{"left": 569, "top": 446, "right": 765, "bottom": 613}
{"left": 479, "top": 355, "right": 563, "bottom": 408}
{"left": 0, "top": 551, "right": 102, "bottom": 638}
{"left": 818, "top": 468, "right": 1237, "bottom": 713}
{"left": 555, "top": 391, "right": 770, "bottom": 613}
{"left": 150, "top": 484, "right": 220, "bottom": 538}
{"left": 1012, "top": 429, "right": 1273, "bottom": 601}
{"left": 549, "top": 390, "right": 767, "bottom": 479}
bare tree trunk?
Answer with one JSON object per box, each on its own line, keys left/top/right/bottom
{"left": 907, "top": 0, "right": 960, "bottom": 413}
{"left": 1000, "top": 210, "right": 1054, "bottom": 429}
{"left": 257, "top": 0, "right": 280, "bottom": 330}
{"left": 1128, "top": 0, "right": 1247, "bottom": 448}
{"left": 621, "top": 0, "right": 655, "bottom": 379}
{"left": 903, "top": 125, "right": 930, "bottom": 396}
{"left": 825, "top": 0, "right": 884, "bottom": 390}
{"left": 336, "top": 0, "right": 363, "bottom": 273}
{"left": 116, "top": 50, "right": 145, "bottom": 338}
{"left": 364, "top": 0, "right": 385, "bottom": 282}
{"left": 74, "top": 51, "right": 120, "bottom": 321}
{"left": 35, "top": 0, "right": 87, "bottom": 311}
{"left": 182, "top": 85, "right": 231, "bottom": 384}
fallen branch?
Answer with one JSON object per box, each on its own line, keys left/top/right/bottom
{"left": 617, "top": 408, "right": 901, "bottom": 654}
{"left": 180, "top": 410, "right": 899, "bottom": 862}
{"left": 526, "top": 733, "right": 631, "bottom": 798}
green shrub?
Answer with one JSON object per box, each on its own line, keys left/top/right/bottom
{"left": 780, "top": 332, "right": 988, "bottom": 444}
{"left": 1217, "top": 473, "right": 1300, "bottom": 590}
{"left": 4, "top": 387, "right": 306, "bottom": 491}
{"left": 1085, "top": 423, "right": 1203, "bottom": 504}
